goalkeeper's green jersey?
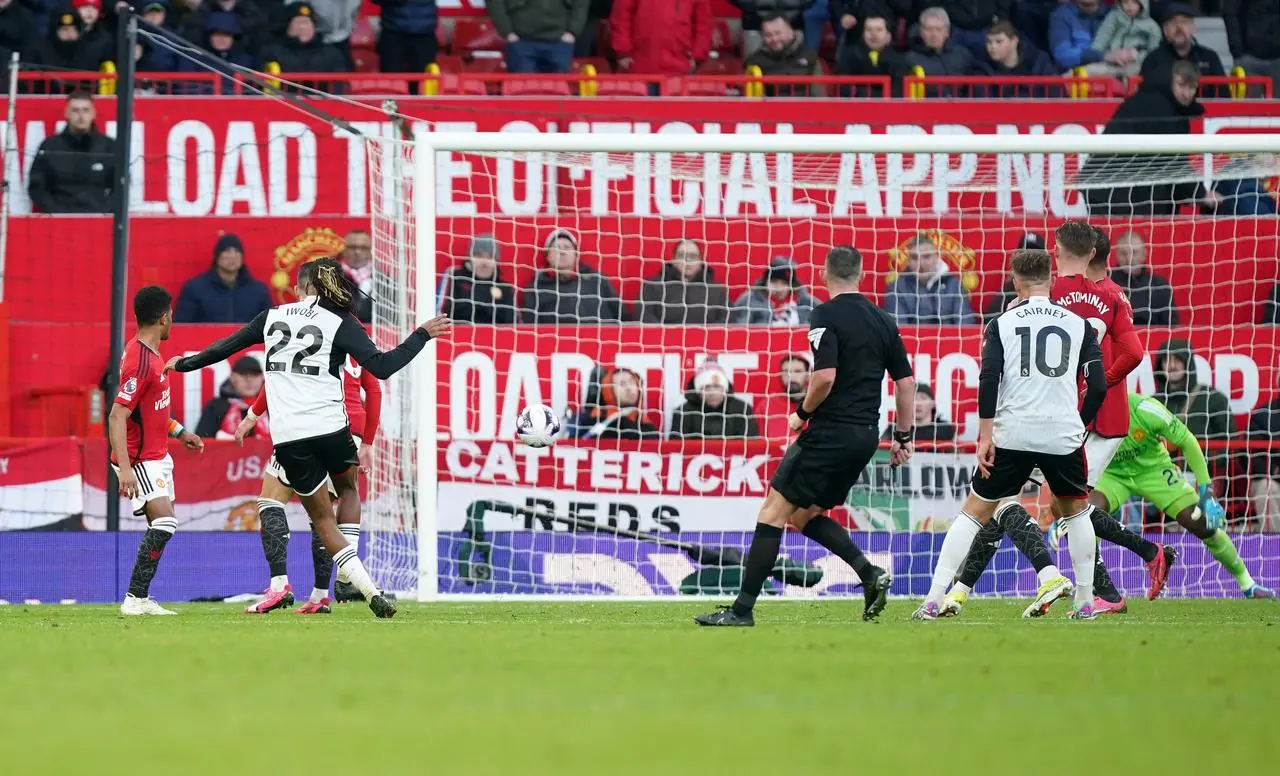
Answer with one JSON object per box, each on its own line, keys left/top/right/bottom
{"left": 1105, "top": 393, "right": 1213, "bottom": 486}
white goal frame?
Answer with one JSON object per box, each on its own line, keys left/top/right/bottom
{"left": 412, "top": 131, "right": 1280, "bottom": 603}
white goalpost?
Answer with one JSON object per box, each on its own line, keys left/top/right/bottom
{"left": 364, "top": 130, "right": 1280, "bottom": 603}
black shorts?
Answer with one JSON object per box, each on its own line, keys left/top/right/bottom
{"left": 272, "top": 429, "right": 359, "bottom": 497}
{"left": 971, "top": 445, "right": 1088, "bottom": 502}
{"left": 770, "top": 424, "right": 879, "bottom": 510}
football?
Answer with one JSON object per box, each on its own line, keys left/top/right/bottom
{"left": 516, "top": 404, "right": 561, "bottom": 448}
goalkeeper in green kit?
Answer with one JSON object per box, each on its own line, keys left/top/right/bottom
{"left": 1084, "top": 393, "right": 1275, "bottom": 612}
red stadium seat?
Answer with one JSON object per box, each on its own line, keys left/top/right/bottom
{"left": 461, "top": 57, "right": 506, "bottom": 74}
{"left": 350, "top": 16, "right": 376, "bottom": 71}
{"left": 696, "top": 57, "right": 743, "bottom": 76}
{"left": 674, "top": 77, "right": 732, "bottom": 96}
{"left": 351, "top": 16, "right": 375, "bottom": 48}
{"left": 453, "top": 18, "right": 505, "bottom": 58}
{"left": 352, "top": 47, "right": 378, "bottom": 73}
{"left": 594, "top": 79, "right": 651, "bottom": 97}
{"left": 440, "top": 74, "right": 489, "bottom": 96}
{"left": 502, "top": 79, "right": 573, "bottom": 96}
{"left": 348, "top": 78, "right": 411, "bottom": 95}
{"left": 437, "top": 23, "right": 449, "bottom": 52}
{"left": 709, "top": 20, "right": 736, "bottom": 59}
{"left": 433, "top": 54, "right": 465, "bottom": 73}
{"left": 596, "top": 20, "right": 611, "bottom": 57}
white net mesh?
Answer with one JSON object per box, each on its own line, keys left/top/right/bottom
{"left": 366, "top": 131, "right": 1280, "bottom": 601}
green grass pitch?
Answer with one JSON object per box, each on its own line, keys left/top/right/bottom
{"left": 1, "top": 600, "right": 1276, "bottom": 775}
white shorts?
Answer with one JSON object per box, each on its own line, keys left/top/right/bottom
{"left": 264, "top": 435, "right": 361, "bottom": 496}
{"left": 112, "top": 454, "right": 176, "bottom": 516}
{"left": 1083, "top": 433, "right": 1124, "bottom": 489}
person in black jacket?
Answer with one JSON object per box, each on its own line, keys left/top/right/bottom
{"left": 177, "top": 10, "right": 255, "bottom": 93}
{"left": 0, "top": 0, "right": 34, "bottom": 58}
{"left": 880, "top": 383, "right": 956, "bottom": 442}
{"left": 1081, "top": 61, "right": 1221, "bottom": 216}
{"left": 441, "top": 234, "right": 517, "bottom": 324}
{"left": 731, "top": 0, "right": 814, "bottom": 55}
{"left": 27, "top": 90, "right": 115, "bottom": 213}
{"left": 1224, "top": 0, "right": 1280, "bottom": 94}
{"left": 837, "top": 14, "right": 906, "bottom": 96}
{"left": 1109, "top": 230, "right": 1179, "bottom": 325}
{"left": 28, "top": 12, "right": 102, "bottom": 93}
{"left": 259, "top": 2, "right": 348, "bottom": 89}
{"left": 972, "top": 20, "right": 1056, "bottom": 97}
{"left": 173, "top": 233, "right": 273, "bottom": 322}
{"left": 72, "top": 0, "right": 113, "bottom": 68}
{"left": 373, "top": 0, "right": 438, "bottom": 76}
{"left": 829, "top": 0, "right": 910, "bottom": 47}
{"left": 181, "top": 0, "right": 269, "bottom": 58}
{"left": 1139, "top": 4, "right": 1226, "bottom": 93}
{"left": 934, "top": 0, "right": 1013, "bottom": 57}
{"left": 672, "top": 361, "right": 760, "bottom": 440}
{"left": 195, "top": 355, "right": 265, "bottom": 438}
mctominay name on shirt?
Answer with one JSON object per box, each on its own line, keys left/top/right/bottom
{"left": 1055, "top": 291, "right": 1110, "bottom": 315}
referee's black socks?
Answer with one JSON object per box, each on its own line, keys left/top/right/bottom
{"left": 802, "top": 516, "right": 876, "bottom": 582}
{"left": 732, "top": 523, "right": 784, "bottom": 617}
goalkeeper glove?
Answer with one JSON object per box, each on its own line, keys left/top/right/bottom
{"left": 1198, "top": 484, "right": 1226, "bottom": 531}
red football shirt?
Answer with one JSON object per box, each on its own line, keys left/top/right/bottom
{"left": 113, "top": 339, "right": 173, "bottom": 464}
{"left": 252, "top": 355, "right": 382, "bottom": 442}
{"left": 1051, "top": 274, "right": 1139, "bottom": 438}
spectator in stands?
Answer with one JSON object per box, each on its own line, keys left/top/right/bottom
{"left": 1246, "top": 375, "right": 1280, "bottom": 532}
{"left": 755, "top": 354, "right": 810, "bottom": 439}
{"left": 1213, "top": 153, "right": 1280, "bottom": 216}
{"left": 836, "top": 13, "right": 906, "bottom": 96}
{"left": 1261, "top": 282, "right": 1280, "bottom": 324}
{"left": 731, "top": 0, "right": 814, "bottom": 56}
{"left": 0, "top": 0, "right": 34, "bottom": 59}
{"left": 932, "top": 0, "right": 1011, "bottom": 58}
{"left": 259, "top": 2, "right": 348, "bottom": 81}
{"left": 1109, "top": 230, "right": 1179, "bottom": 325}
{"left": 178, "top": 11, "right": 255, "bottom": 93}
{"left": 745, "top": 14, "right": 824, "bottom": 95}
{"left": 1081, "top": 61, "right": 1221, "bottom": 216}
{"left": 307, "top": 0, "right": 361, "bottom": 67}
{"left": 181, "top": 0, "right": 269, "bottom": 57}
{"left": 196, "top": 356, "right": 267, "bottom": 439}
{"left": 1153, "top": 338, "right": 1237, "bottom": 445}
{"left": 488, "top": 0, "right": 587, "bottom": 74}
{"left": 441, "top": 234, "right": 518, "bottom": 324}
{"left": 973, "top": 19, "right": 1056, "bottom": 96}
{"left": 1225, "top": 0, "right": 1280, "bottom": 94}
{"left": 576, "top": 0, "right": 612, "bottom": 58}
{"left": 27, "top": 90, "right": 115, "bottom": 213}
{"left": 729, "top": 256, "right": 818, "bottom": 325}
{"left": 134, "top": 2, "right": 181, "bottom": 82}
{"left": 672, "top": 360, "right": 760, "bottom": 440}
{"left": 881, "top": 382, "right": 955, "bottom": 442}
{"left": 1084, "top": 0, "right": 1161, "bottom": 77}
{"left": 1048, "top": 0, "right": 1106, "bottom": 71}
{"left": 521, "top": 228, "right": 625, "bottom": 324}
{"left": 830, "top": 0, "right": 911, "bottom": 49}
{"left": 339, "top": 228, "right": 373, "bottom": 322}
{"left": 373, "top": 0, "right": 438, "bottom": 76}
{"left": 610, "top": 0, "right": 712, "bottom": 83}
{"left": 73, "top": 0, "right": 113, "bottom": 68}
{"left": 636, "top": 239, "right": 729, "bottom": 324}
{"left": 173, "top": 233, "right": 272, "bottom": 323}
{"left": 569, "top": 367, "right": 660, "bottom": 440}
{"left": 884, "top": 232, "right": 978, "bottom": 325}
{"left": 1013, "top": 0, "right": 1056, "bottom": 52}
{"left": 905, "top": 7, "right": 974, "bottom": 95}
{"left": 1139, "top": 3, "right": 1226, "bottom": 91}
{"left": 984, "top": 232, "right": 1044, "bottom": 322}
{"left": 28, "top": 14, "right": 99, "bottom": 93}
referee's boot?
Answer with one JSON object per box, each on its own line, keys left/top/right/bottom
{"left": 694, "top": 605, "right": 755, "bottom": 627}
{"left": 862, "top": 568, "right": 893, "bottom": 621}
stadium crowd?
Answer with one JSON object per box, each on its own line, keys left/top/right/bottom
{"left": 0, "top": 0, "right": 1275, "bottom": 94}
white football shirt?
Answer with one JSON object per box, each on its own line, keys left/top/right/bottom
{"left": 980, "top": 295, "right": 1103, "bottom": 455}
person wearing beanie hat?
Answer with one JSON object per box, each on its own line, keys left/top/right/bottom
{"left": 671, "top": 360, "right": 760, "bottom": 440}
{"left": 173, "top": 232, "right": 272, "bottom": 322}
{"left": 180, "top": 0, "right": 269, "bottom": 60}
{"left": 195, "top": 355, "right": 269, "bottom": 439}
{"left": 259, "top": 1, "right": 349, "bottom": 87}
{"left": 520, "top": 228, "right": 625, "bottom": 324}
{"left": 71, "top": 0, "right": 114, "bottom": 69}
{"left": 28, "top": 11, "right": 103, "bottom": 87}
{"left": 728, "top": 255, "right": 819, "bottom": 326}
{"left": 177, "top": 9, "right": 256, "bottom": 93}
{"left": 441, "top": 233, "right": 518, "bottom": 324}
{"left": 1139, "top": 3, "right": 1226, "bottom": 94}
{"left": 636, "top": 239, "right": 730, "bottom": 325}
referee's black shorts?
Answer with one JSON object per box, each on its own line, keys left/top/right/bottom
{"left": 770, "top": 424, "right": 879, "bottom": 510}
{"left": 272, "top": 429, "right": 359, "bottom": 498}
{"left": 971, "top": 445, "right": 1088, "bottom": 503}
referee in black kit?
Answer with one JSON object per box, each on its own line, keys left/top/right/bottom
{"left": 696, "top": 246, "right": 917, "bottom": 627}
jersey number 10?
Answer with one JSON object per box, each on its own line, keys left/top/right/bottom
{"left": 266, "top": 321, "right": 325, "bottom": 375}
{"left": 1014, "top": 325, "right": 1070, "bottom": 379}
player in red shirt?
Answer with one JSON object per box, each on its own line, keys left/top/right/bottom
{"left": 940, "top": 222, "right": 1172, "bottom": 617}
{"left": 233, "top": 354, "right": 382, "bottom": 614}
{"left": 108, "top": 286, "right": 204, "bottom": 616}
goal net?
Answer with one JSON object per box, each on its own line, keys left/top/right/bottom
{"left": 364, "top": 130, "right": 1280, "bottom": 602}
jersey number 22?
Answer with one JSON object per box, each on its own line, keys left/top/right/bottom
{"left": 266, "top": 321, "right": 324, "bottom": 375}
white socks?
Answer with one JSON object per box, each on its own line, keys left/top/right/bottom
{"left": 310, "top": 587, "right": 328, "bottom": 603}
{"left": 269, "top": 575, "right": 289, "bottom": 592}
{"left": 1061, "top": 505, "right": 1097, "bottom": 608}
{"left": 336, "top": 523, "right": 360, "bottom": 583}
{"left": 333, "top": 546, "right": 378, "bottom": 601}
{"left": 928, "top": 512, "right": 983, "bottom": 605}
{"left": 1036, "top": 565, "right": 1062, "bottom": 586}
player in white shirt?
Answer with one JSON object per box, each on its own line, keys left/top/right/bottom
{"left": 913, "top": 249, "right": 1108, "bottom": 620}
{"left": 169, "top": 258, "right": 450, "bottom": 618}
